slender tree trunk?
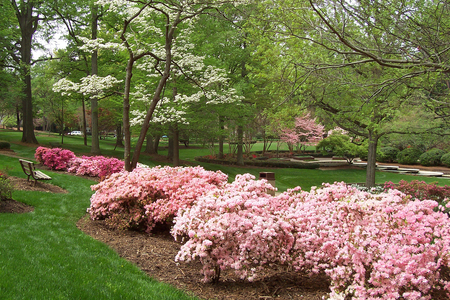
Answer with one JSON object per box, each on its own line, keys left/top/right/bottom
{"left": 365, "top": 130, "right": 378, "bottom": 188}
{"left": 236, "top": 125, "right": 244, "bottom": 165}
{"left": 218, "top": 117, "right": 224, "bottom": 159}
{"left": 123, "top": 58, "right": 134, "bottom": 171}
{"left": 90, "top": 4, "right": 101, "bottom": 154}
{"left": 114, "top": 123, "right": 124, "bottom": 149}
{"left": 82, "top": 97, "right": 87, "bottom": 146}
{"left": 173, "top": 123, "right": 180, "bottom": 166}
{"left": 145, "top": 133, "right": 155, "bottom": 154}
{"left": 15, "top": 105, "right": 21, "bottom": 132}
{"left": 168, "top": 135, "right": 174, "bottom": 160}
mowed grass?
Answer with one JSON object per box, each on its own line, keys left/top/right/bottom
{"left": 0, "top": 154, "right": 197, "bottom": 300}
{"left": 0, "top": 129, "right": 449, "bottom": 298}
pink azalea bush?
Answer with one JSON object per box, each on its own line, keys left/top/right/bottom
{"left": 67, "top": 155, "right": 124, "bottom": 178}
{"left": 173, "top": 181, "right": 450, "bottom": 299}
{"left": 172, "top": 174, "right": 280, "bottom": 282}
{"left": 385, "top": 180, "right": 450, "bottom": 203}
{"left": 35, "top": 146, "right": 76, "bottom": 170}
{"left": 35, "top": 147, "right": 124, "bottom": 179}
{"left": 88, "top": 166, "right": 228, "bottom": 232}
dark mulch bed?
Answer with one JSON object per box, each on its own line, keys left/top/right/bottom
{"left": 76, "top": 217, "right": 331, "bottom": 300}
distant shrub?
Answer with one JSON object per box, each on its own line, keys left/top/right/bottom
{"left": 419, "top": 149, "right": 446, "bottom": 166}
{"left": 442, "top": 153, "right": 450, "bottom": 167}
{"left": 396, "top": 147, "right": 423, "bottom": 165}
{"left": 377, "top": 147, "right": 399, "bottom": 163}
{"left": 0, "top": 141, "right": 10, "bottom": 149}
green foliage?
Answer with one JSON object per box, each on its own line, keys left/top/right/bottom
{"left": 0, "top": 173, "right": 13, "bottom": 200}
{"left": 419, "top": 149, "right": 446, "bottom": 166}
{"left": 396, "top": 147, "right": 423, "bottom": 165}
{"left": 1, "top": 116, "right": 17, "bottom": 128}
{"left": 441, "top": 153, "right": 450, "bottom": 168}
{"left": 377, "top": 147, "right": 399, "bottom": 163}
{"left": 317, "top": 134, "right": 364, "bottom": 163}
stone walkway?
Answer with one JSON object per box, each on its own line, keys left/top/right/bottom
{"left": 311, "top": 157, "right": 450, "bottom": 178}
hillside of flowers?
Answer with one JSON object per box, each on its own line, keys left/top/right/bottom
{"left": 35, "top": 146, "right": 124, "bottom": 178}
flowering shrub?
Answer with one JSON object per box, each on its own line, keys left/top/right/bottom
{"left": 174, "top": 182, "right": 450, "bottom": 299}
{"left": 385, "top": 180, "right": 450, "bottom": 203}
{"left": 172, "top": 174, "right": 280, "bottom": 282}
{"left": 67, "top": 155, "right": 124, "bottom": 178}
{"left": 88, "top": 166, "right": 228, "bottom": 232}
{"left": 34, "top": 147, "right": 76, "bottom": 170}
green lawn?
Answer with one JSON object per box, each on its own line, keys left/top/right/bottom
{"left": 0, "top": 154, "right": 197, "bottom": 300}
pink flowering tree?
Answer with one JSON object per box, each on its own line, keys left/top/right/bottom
{"left": 88, "top": 166, "right": 228, "bottom": 232}
{"left": 280, "top": 113, "right": 324, "bottom": 152}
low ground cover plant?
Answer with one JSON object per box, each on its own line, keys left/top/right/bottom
{"left": 173, "top": 180, "right": 450, "bottom": 299}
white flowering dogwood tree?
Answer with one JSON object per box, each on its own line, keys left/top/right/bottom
{"left": 55, "top": 0, "right": 249, "bottom": 171}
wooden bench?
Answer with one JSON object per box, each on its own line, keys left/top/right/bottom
{"left": 19, "top": 159, "right": 52, "bottom": 186}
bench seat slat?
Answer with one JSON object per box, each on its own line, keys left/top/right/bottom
{"left": 34, "top": 171, "right": 52, "bottom": 180}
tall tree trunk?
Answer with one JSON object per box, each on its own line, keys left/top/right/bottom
{"left": 114, "top": 123, "right": 124, "bottom": 149}
{"left": 218, "top": 117, "right": 224, "bottom": 159}
{"left": 172, "top": 123, "right": 180, "bottom": 166}
{"left": 365, "top": 130, "right": 378, "bottom": 188}
{"left": 90, "top": 4, "right": 100, "bottom": 154}
{"left": 123, "top": 58, "right": 134, "bottom": 171}
{"left": 15, "top": 105, "right": 21, "bottom": 132}
{"left": 236, "top": 125, "right": 244, "bottom": 165}
{"left": 145, "top": 133, "right": 155, "bottom": 154}
{"left": 168, "top": 135, "right": 174, "bottom": 161}
{"left": 15, "top": 1, "right": 38, "bottom": 144}
{"left": 82, "top": 97, "right": 87, "bottom": 146}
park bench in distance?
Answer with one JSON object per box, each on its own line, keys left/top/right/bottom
{"left": 19, "top": 159, "right": 52, "bottom": 186}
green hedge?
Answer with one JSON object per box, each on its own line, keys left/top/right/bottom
{"left": 441, "top": 153, "right": 450, "bottom": 167}
{"left": 419, "top": 149, "right": 446, "bottom": 166}
{"left": 377, "top": 147, "right": 399, "bottom": 163}
{"left": 396, "top": 148, "right": 423, "bottom": 165}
